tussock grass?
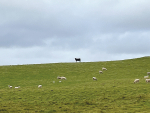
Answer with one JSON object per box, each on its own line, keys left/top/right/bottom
{"left": 0, "top": 57, "right": 150, "bottom": 112}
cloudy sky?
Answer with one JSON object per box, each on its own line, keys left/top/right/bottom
{"left": 0, "top": 0, "right": 150, "bottom": 65}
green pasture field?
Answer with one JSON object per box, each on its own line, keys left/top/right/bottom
{"left": 0, "top": 57, "right": 150, "bottom": 112}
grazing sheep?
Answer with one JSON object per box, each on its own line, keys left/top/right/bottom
{"left": 99, "top": 71, "right": 103, "bottom": 74}
{"left": 38, "top": 85, "right": 42, "bottom": 88}
{"left": 93, "top": 77, "right": 97, "bottom": 81}
{"left": 102, "top": 67, "right": 107, "bottom": 70}
{"left": 8, "top": 85, "right": 12, "bottom": 88}
{"left": 146, "top": 79, "right": 150, "bottom": 83}
{"left": 144, "top": 75, "right": 149, "bottom": 79}
{"left": 59, "top": 81, "right": 61, "bottom": 82}
{"left": 134, "top": 79, "right": 139, "bottom": 83}
{"left": 15, "top": 86, "right": 20, "bottom": 89}
{"left": 147, "top": 72, "right": 150, "bottom": 75}
{"left": 57, "top": 76, "right": 66, "bottom": 80}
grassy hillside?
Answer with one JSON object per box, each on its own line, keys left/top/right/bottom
{"left": 0, "top": 57, "right": 150, "bottom": 112}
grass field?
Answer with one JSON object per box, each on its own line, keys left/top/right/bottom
{"left": 0, "top": 57, "right": 150, "bottom": 112}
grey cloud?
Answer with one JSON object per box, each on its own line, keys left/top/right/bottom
{"left": 1, "top": 0, "right": 150, "bottom": 39}
{"left": 108, "top": 37, "right": 150, "bottom": 54}
{"left": 0, "top": 0, "right": 150, "bottom": 65}
{"left": 90, "top": 34, "right": 150, "bottom": 55}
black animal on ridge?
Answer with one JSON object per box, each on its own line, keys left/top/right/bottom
{"left": 75, "top": 58, "right": 81, "bottom": 62}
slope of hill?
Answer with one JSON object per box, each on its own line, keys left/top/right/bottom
{"left": 0, "top": 57, "right": 150, "bottom": 112}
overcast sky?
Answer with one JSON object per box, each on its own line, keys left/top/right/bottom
{"left": 0, "top": 0, "right": 150, "bottom": 65}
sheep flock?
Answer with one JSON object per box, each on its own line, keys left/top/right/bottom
{"left": 134, "top": 72, "right": 150, "bottom": 84}
{"left": 7, "top": 67, "right": 108, "bottom": 89}
{"left": 7, "top": 66, "right": 150, "bottom": 89}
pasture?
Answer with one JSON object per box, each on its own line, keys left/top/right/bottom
{"left": 0, "top": 57, "right": 150, "bottom": 112}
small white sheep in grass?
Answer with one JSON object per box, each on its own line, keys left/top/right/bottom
{"left": 144, "top": 75, "right": 149, "bottom": 79}
{"left": 99, "top": 71, "right": 103, "bottom": 74}
{"left": 38, "top": 85, "right": 42, "bottom": 88}
{"left": 15, "top": 86, "right": 20, "bottom": 89}
{"left": 134, "top": 79, "right": 139, "bottom": 83}
{"left": 93, "top": 77, "right": 97, "bottom": 81}
{"left": 147, "top": 72, "right": 150, "bottom": 75}
{"left": 102, "top": 67, "right": 107, "bottom": 70}
{"left": 57, "top": 76, "right": 66, "bottom": 80}
{"left": 59, "top": 81, "right": 61, "bottom": 82}
{"left": 146, "top": 79, "right": 150, "bottom": 83}
{"left": 8, "top": 85, "right": 12, "bottom": 88}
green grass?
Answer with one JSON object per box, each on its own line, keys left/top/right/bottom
{"left": 0, "top": 57, "right": 150, "bottom": 112}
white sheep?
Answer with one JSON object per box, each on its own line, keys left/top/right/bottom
{"left": 93, "top": 77, "right": 97, "bottom": 81}
{"left": 99, "top": 71, "right": 103, "bottom": 74}
{"left": 146, "top": 79, "right": 150, "bottom": 83}
{"left": 144, "top": 75, "right": 149, "bottom": 79}
{"left": 57, "top": 76, "right": 66, "bottom": 80}
{"left": 38, "top": 85, "right": 42, "bottom": 88}
{"left": 134, "top": 79, "right": 139, "bottom": 83}
{"left": 102, "top": 67, "right": 107, "bottom": 70}
{"left": 15, "top": 86, "right": 20, "bottom": 89}
{"left": 8, "top": 85, "right": 12, "bottom": 88}
{"left": 147, "top": 72, "right": 150, "bottom": 75}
